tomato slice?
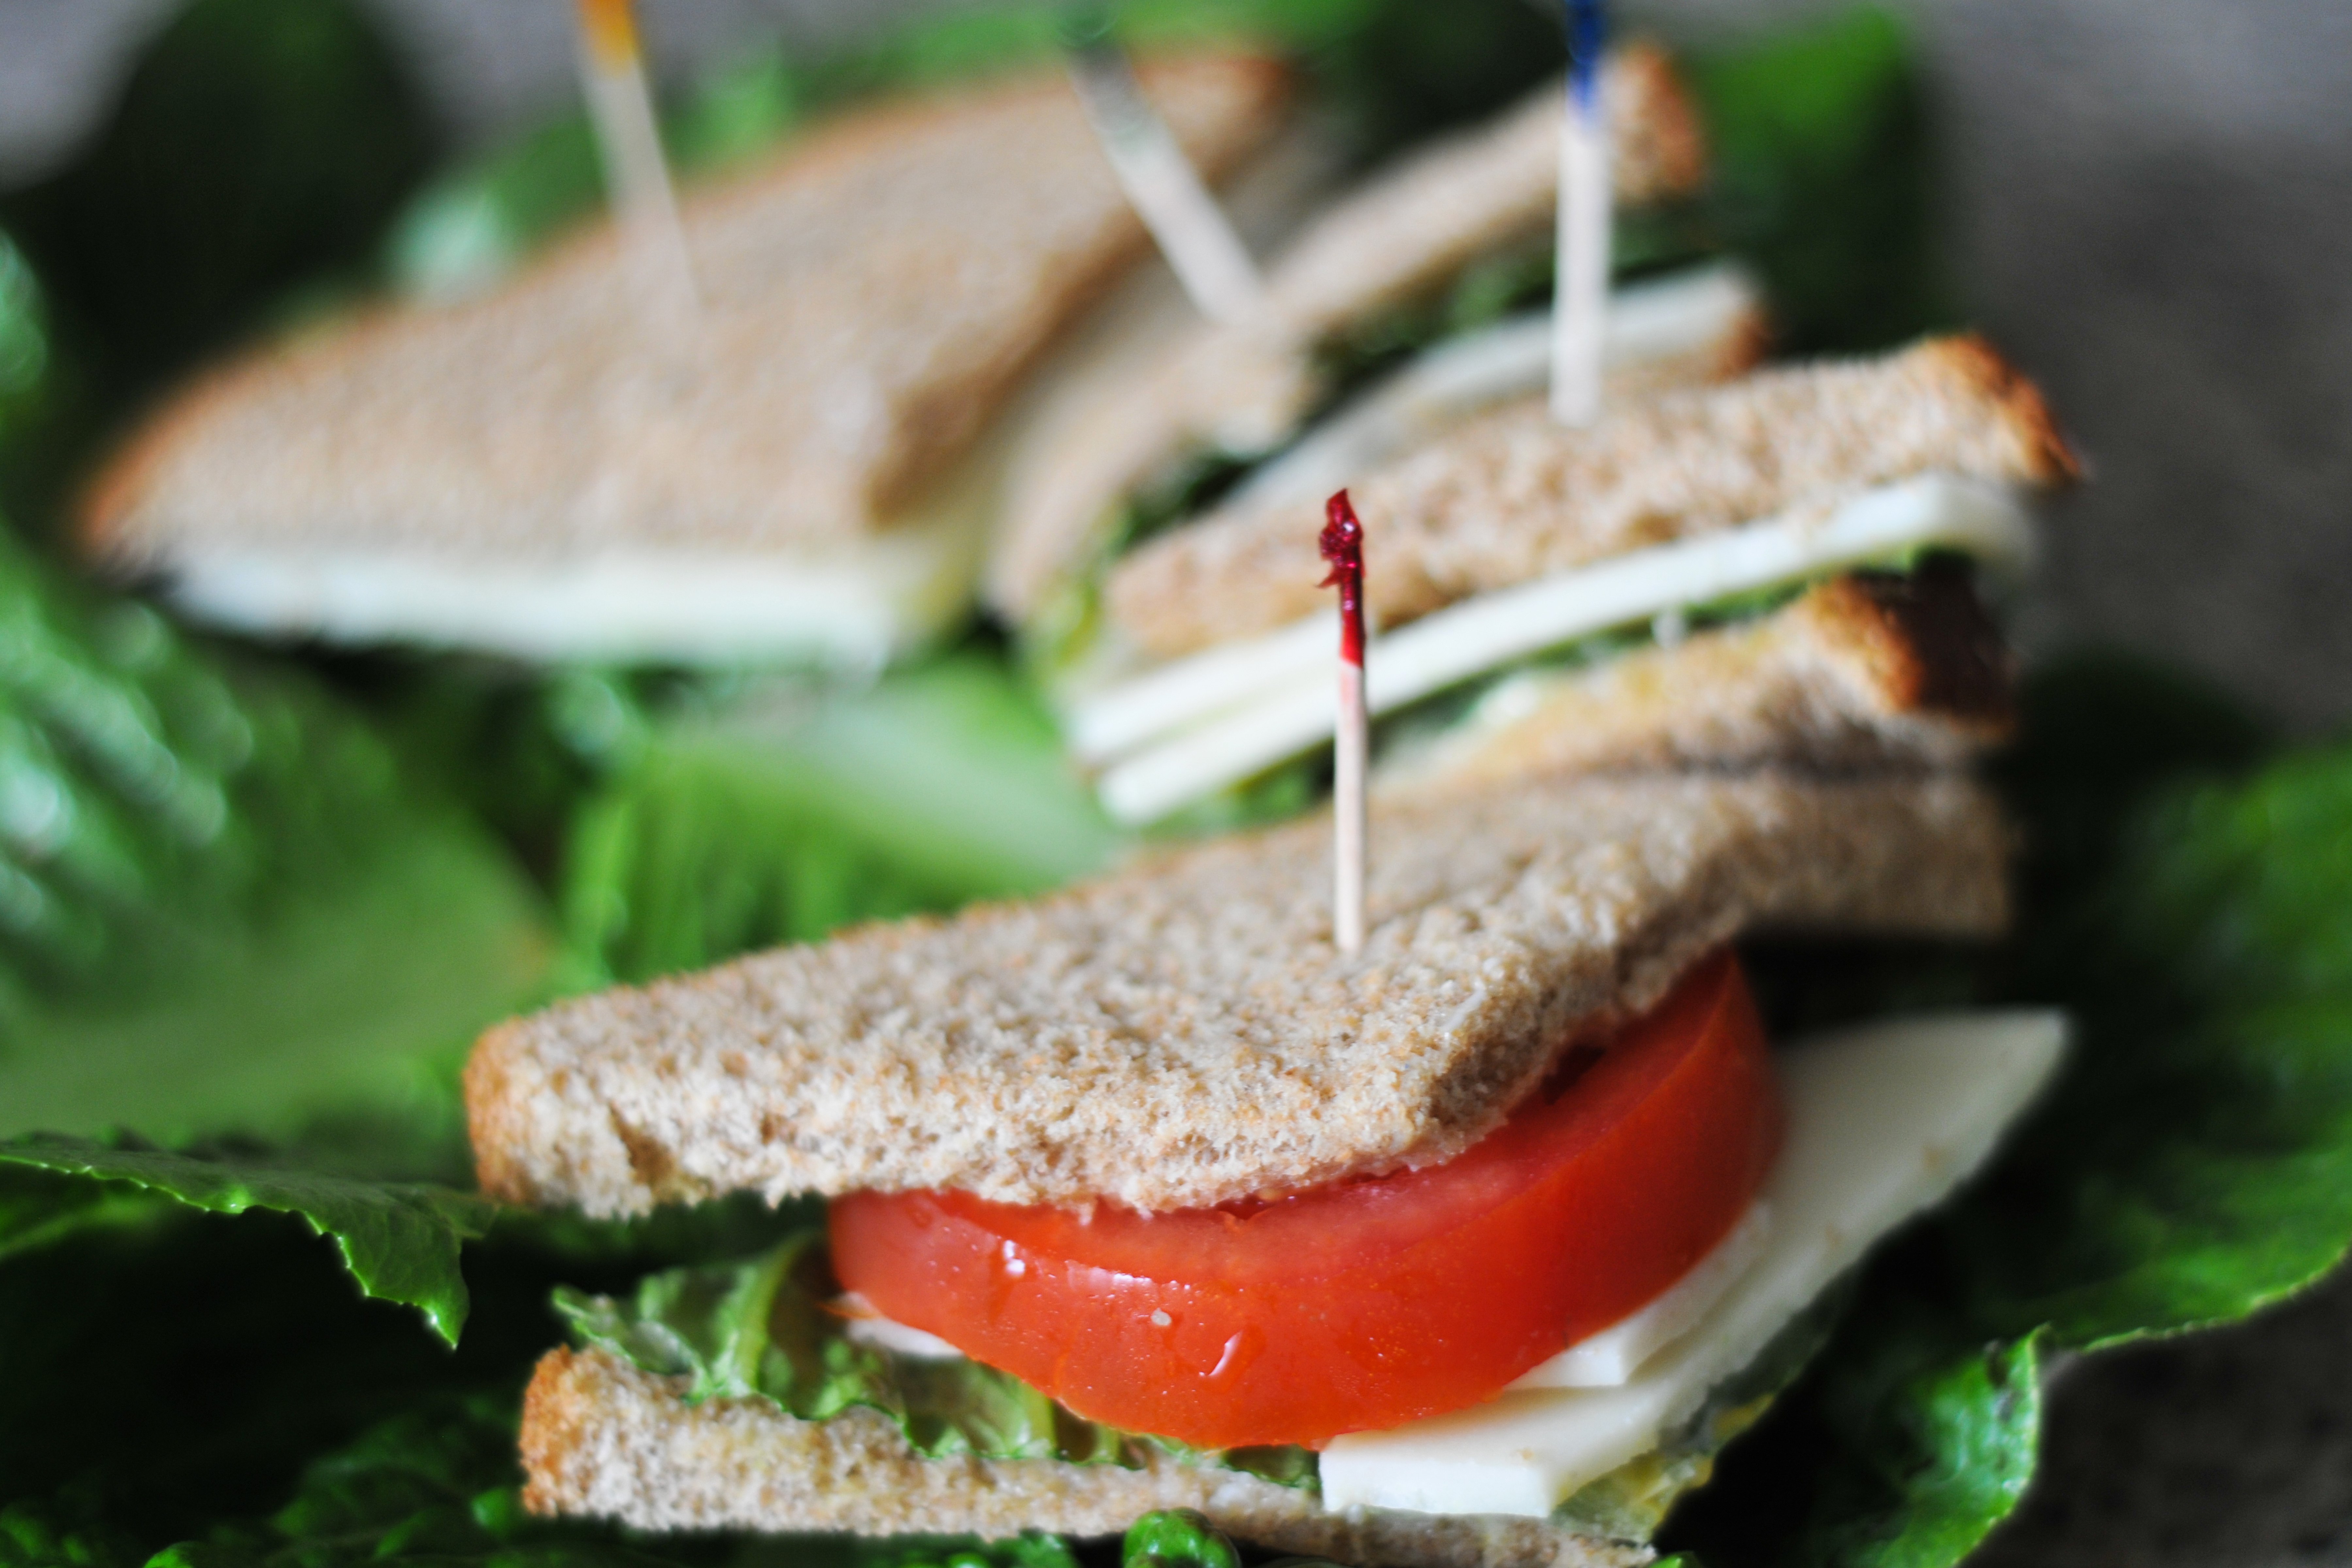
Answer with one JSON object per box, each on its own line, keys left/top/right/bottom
{"left": 830, "top": 950, "right": 1781, "bottom": 1449}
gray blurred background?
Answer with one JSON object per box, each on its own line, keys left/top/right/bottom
{"left": 4, "top": 0, "right": 2351, "bottom": 1559}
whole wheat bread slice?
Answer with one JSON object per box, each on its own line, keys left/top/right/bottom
{"left": 521, "top": 1345, "right": 1647, "bottom": 1568}
{"left": 988, "top": 48, "right": 1713, "bottom": 621}
{"left": 1105, "top": 335, "right": 2078, "bottom": 658}
{"left": 84, "top": 56, "right": 1287, "bottom": 578}
{"left": 1392, "top": 565, "right": 2017, "bottom": 792}
{"left": 468, "top": 769, "right": 2008, "bottom": 1218}
{"left": 1257, "top": 45, "right": 1702, "bottom": 339}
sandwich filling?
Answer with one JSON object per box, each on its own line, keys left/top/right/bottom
{"left": 1080, "top": 474, "right": 2028, "bottom": 825}
{"left": 830, "top": 950, "right": 1779, "bottom": 1451}
{"left": 549, "top": 956, "right": 2065, "bottom": 1534}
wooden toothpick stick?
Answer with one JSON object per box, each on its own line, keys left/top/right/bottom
{"left": 1549, "top": 0, "right": 1611, "bottom": 426}
{"left": 575, "top": 0, "right": 700, "bottom": 319}
{"left": 1321, "top": 490, "right": 1369, "bottom": 956}
{"left": 1061, "top": 8, "right": 1265, "bottom": 326}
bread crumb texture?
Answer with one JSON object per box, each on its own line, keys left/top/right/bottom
{"left": 1106, "top": 334, "right": 2080, "bottom": 658}
{"left": 85, "top": 57, "right": 1287, "bottom": 567}
{"left": 521, "top": 1346, "right": 1648, "bottom": 1568}
{"left": 468, "top": 771, "right": 2008, "bottom": 1217}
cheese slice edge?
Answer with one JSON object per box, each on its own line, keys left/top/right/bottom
{"left": 1317, "top": 1009, "right": 2069, "bottom": 1518}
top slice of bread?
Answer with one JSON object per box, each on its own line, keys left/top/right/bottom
{"left": 1104, "top": 334, "right": 2079, "bottom": 658}
{"left": 987, "top": 48, "right": 1710, "bottom": 621}
{"left": 84, "top": 57, "right": 1287, "bottom": 572}
{"left": 467, "top": 768, "right": 2009, "bottom": 1217}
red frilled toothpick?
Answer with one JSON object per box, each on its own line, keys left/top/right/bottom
{"left": 1321, "top": 490, "right": 1369, "bottom": 955}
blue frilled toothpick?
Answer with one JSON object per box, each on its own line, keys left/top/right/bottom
{"left": 1549, "top": 0, "right": 1611, "bottom": 426}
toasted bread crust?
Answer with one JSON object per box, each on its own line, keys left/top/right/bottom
{"left": 467, "top": 770, "right": 2008, "bottom": 1217}
{"left": 83, "top": 56, "right": 1288, "bottom": 575}
{"left": 520, "top": 1346, "right": 1647, "bottom": 1568}
{"left": 1926, "top": 333, "right": 2083, "bottom": 487}
{"left": 1104, "top": 334, "right": 2080, "bottom": 659}
{"left": 1614, "top": 41, "right": 1708, "bottom": 202}
{"left": 1807, "top": 564, "right": 2016, "bottom": 726}
{"left": 1399, "top": 567, "right": 2016, "bottom": 791}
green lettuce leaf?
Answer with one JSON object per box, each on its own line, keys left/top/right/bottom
{"left": 0, "top": 1132, "right": 492, "bottom": 1343}
{"left": 553, "top": 1231, "right": 1311, "bottom": 1486}
{"left": 1670, "top": 659, "right": 2352, "bottom": 1567}
{"left": 0, "top": 522, "right": 553, "bottom": 1152}
{"left": 1121, "top": 1511, "right": 1240, "bottom": 1568}
{"left": 561, "top": 658, "right": 1119, "bottom": 985}
{"left": 1688, "top": 6, "right": 1951, "bottom": 354}
{"left": 0, "top": 232, "right": 56, "bottom": 528}
{"left": 1953, "top": 740, "right": 2352, "bottom": 1348}
{"left": 0, "top": 1169, "right": 827, "bottom": 1563}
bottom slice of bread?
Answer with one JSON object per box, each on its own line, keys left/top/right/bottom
{"left": 523, "top": 1347, "right": 1650, "bottom": 1568}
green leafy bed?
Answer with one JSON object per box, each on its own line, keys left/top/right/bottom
{"left": 6, "top": 650, "right": 2344, "bottom": 1568}
{"left": 1, "top": 4, "right": 2346, "bottom": 1568}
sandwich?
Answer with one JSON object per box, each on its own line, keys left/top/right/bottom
{"left": 991, "top": 46, "right": 1758, "bottom": 659}
{"left": 466, "top": 760, "right": 2065, "bottom": 1562}
{"left": 459, "top": 296, "right": 2082, "bottom": 1561}
{"left": 1066, "top": 333, "right": 2077, "bottom": 826}
{"left": 76, "top": 53, "right": 1294, "bottom": 669}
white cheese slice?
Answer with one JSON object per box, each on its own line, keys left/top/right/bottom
{"left": 1318, "top": 1009, "right": 2068, "bottom": 1518}
{"left": 1092, "top": 473, "right": 2033, "bottom": 824}
{"left": 164, "top": 523, "right": 984, "bottom": 671}
{"left": 1515, "top": 1200, "right": 1775, "bottom": 1391}
{"left": 161, "top": 354, "right": 1007, "bottom": 669}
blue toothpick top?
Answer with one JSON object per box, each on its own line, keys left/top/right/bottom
{"left": 1566, "top": 0, "right": 1607, "bottom": 115}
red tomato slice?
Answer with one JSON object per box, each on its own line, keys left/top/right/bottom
{"left": 830, "top": 949, "right": 1781, "bottom": 1450}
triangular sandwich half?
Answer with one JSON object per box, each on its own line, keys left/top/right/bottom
{"left": 468, "top": 765, "right": 2060, "bottom": 1565}
{"left": 1069, "top": 334, "right": 2075, "bottom": 825}
{"left": 82, "top": 57, "right": 1289, "bottom": 668}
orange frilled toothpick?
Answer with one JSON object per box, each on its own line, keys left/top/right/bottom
{"left": 574, "top": 0, "right": 700, "bottom": 318}
{"left": 1321, "top": 490, "right": 1369, "bottom": 956}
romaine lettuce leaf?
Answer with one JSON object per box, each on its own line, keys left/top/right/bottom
{"left": 1120, "top": 1511, "right": 1240, "bottom": 1568}
{"left": 0, "top": 232, "right": 55, "bottom": 528}
{"left": 553, "top": 1230, "right": 1311, "bottom": 1487}
{"left": 0, "top": 1132, "right": 491, "bottom": 1343}
{"left": 561, "top": 658, "right": 1119, "bottom": 985}
{"left": 0, "top": 521, "right": 554, "bottom": 1151}
{"left": 1688, "top": 6, "right": 1950, "bottom": 354}
{"left": 1669, "top": 659, "right": 2352, "bottom": 1567}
